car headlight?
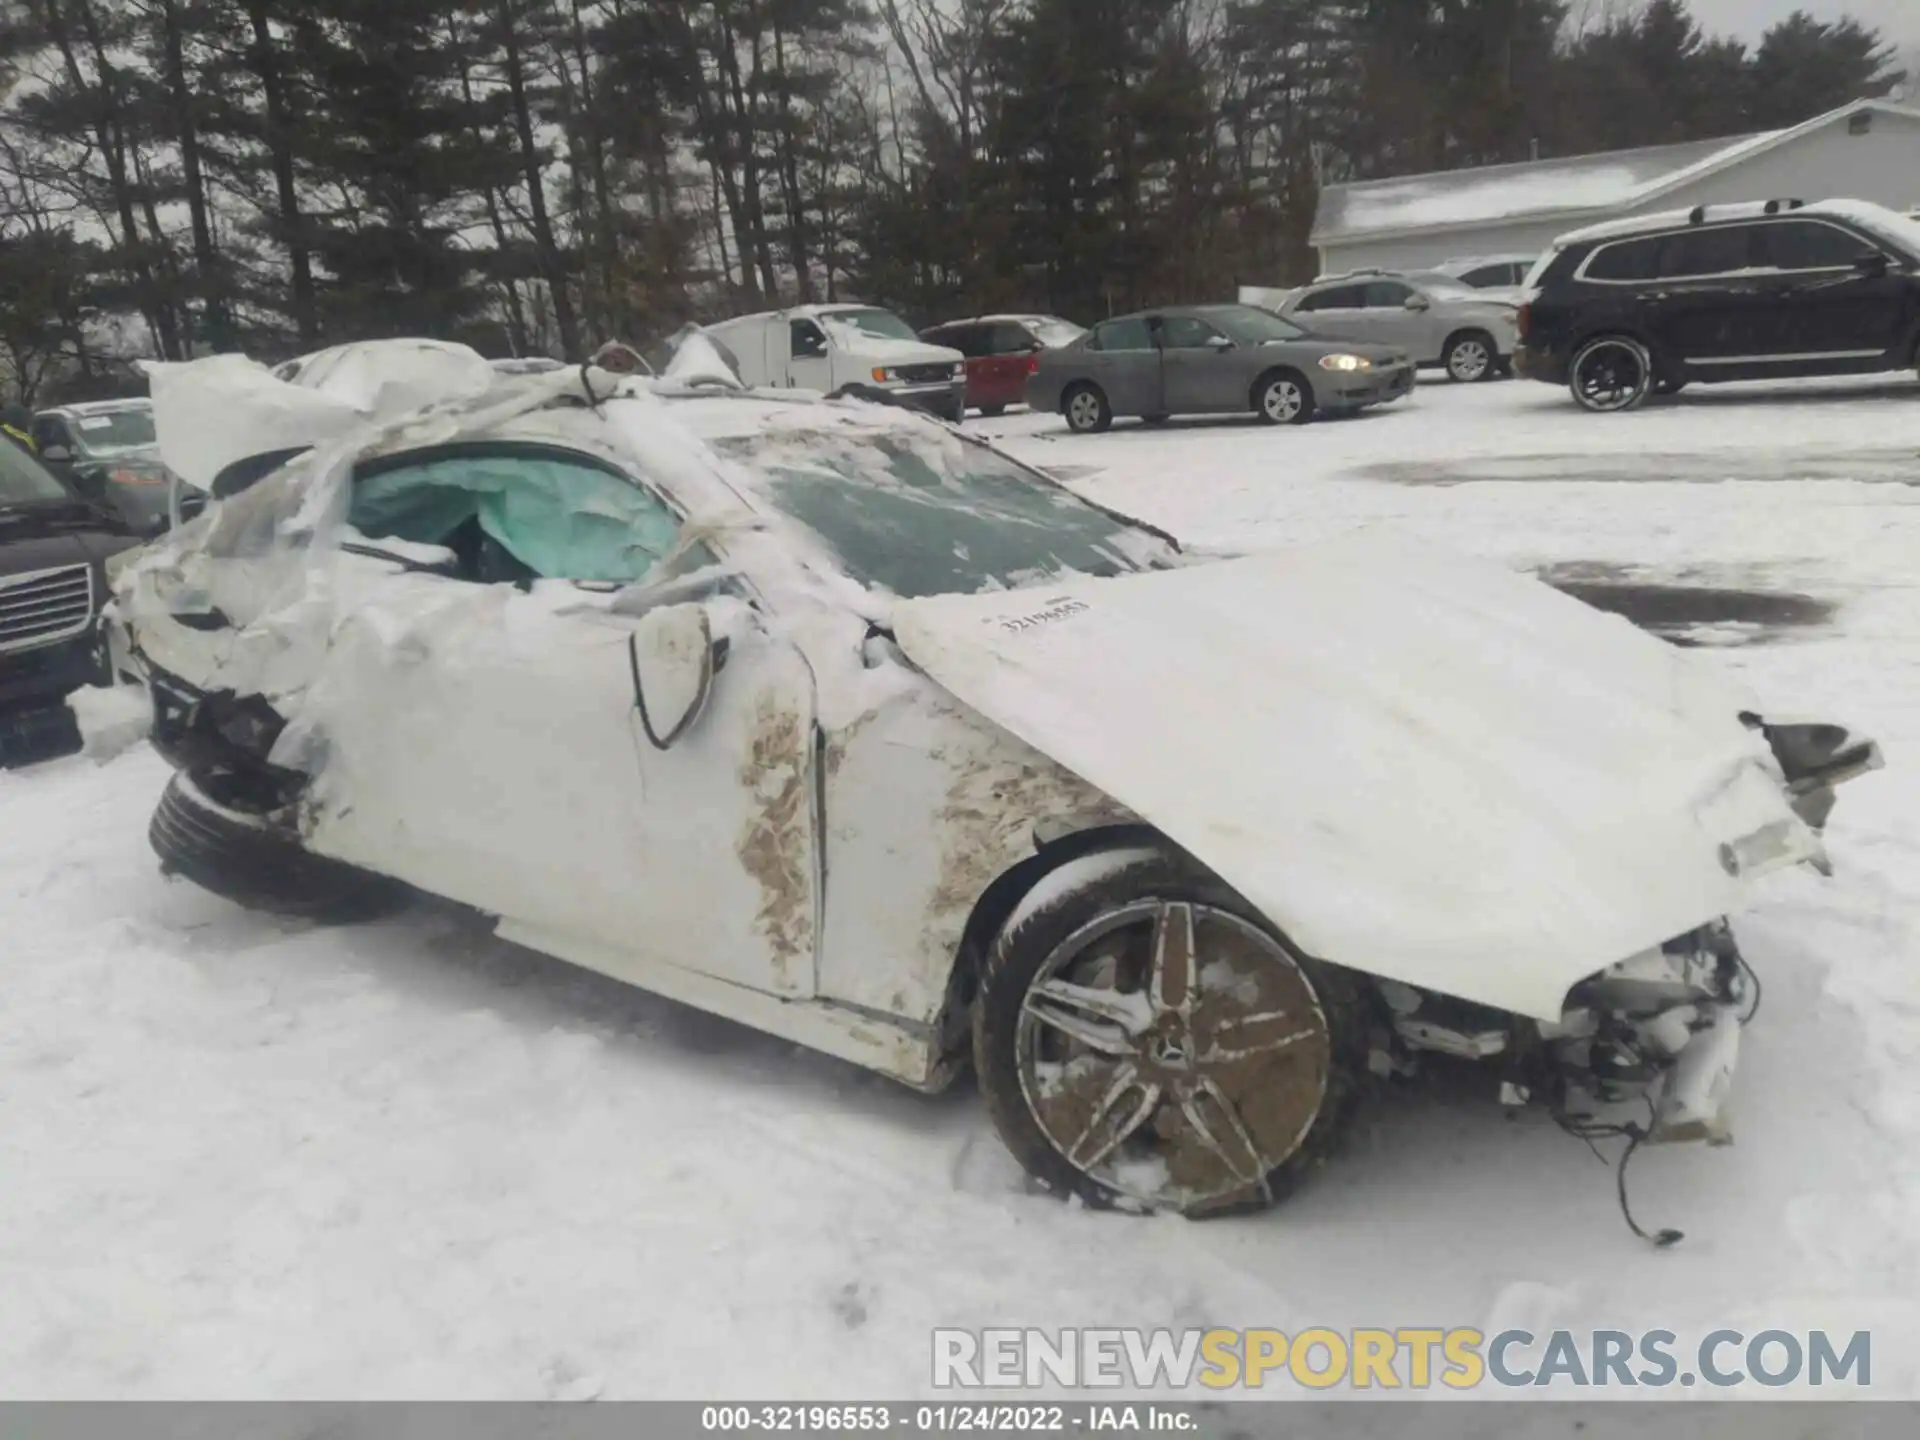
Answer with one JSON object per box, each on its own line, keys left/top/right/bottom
{"left": 1318, "top": 353, "right": 1372, "bottom": 372}
{"left": 871, "top": 366, "right": 896, "bottom": 382}
{"left": 951, "top": 362, "right": 966, "bottom": 379}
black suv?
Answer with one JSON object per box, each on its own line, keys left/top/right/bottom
{"left": 1514, "top": 199, "right": 1920, "bottom": 411}
{"left": 1, "top": 439, "right": 139, "bottom": 763}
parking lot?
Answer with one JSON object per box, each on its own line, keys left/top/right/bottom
{"left": 4, "top": 373, "right": 1919, "bottom": 1399}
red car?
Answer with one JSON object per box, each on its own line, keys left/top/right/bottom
{"left": 919, "top": 314, "right": 1086, "bottom": 416}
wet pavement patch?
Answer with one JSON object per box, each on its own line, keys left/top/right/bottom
{"left": 1361, "top": 447, "right": 1920, "bottom": 486}
{"left": 1537, "top": 564, "right": 1836, "bottom": 646}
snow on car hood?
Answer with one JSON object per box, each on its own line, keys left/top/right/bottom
{"left": 891, "top": 530, "right": 1819, "bottom": 1020}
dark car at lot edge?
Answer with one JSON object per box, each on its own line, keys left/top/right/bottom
{"left": 1513, "top": 198, "right": 1920, "bottom": 412}
{"left": 920, "top": 314, "right": 1087, "bottom": 417}
{"left": 1, "top": 435, "right": 140, "bottom": 763}
{"left": 1026, "top": 303, "right": 1413, "bottom": 432}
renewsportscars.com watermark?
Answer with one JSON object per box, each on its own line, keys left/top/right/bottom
{"left": 932, "top": 1327, "right": 1872, "bottom": 1391}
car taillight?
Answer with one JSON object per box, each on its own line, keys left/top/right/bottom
{"left": 1027, "top": 354, "right": 1040, "bottom": 375}
{"left": 110, "top": 467, "right": 166, "bottom": 487}
{"left": 1515, "top": 303, "right": 1531, "bottom": 341}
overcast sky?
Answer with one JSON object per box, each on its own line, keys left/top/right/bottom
{"left": 1676, "top": 0, "right": 1918, "bottom": 48}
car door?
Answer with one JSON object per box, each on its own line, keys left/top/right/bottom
{"left": 297, "top": 444, "right": 824, "bottom": 999}
{"left": 1085, "top": 317, "right": 1162, "bottom": 416}
{"left": 1643, "top": 224, "right": 1765, "bottom": 364}
{"left": 1290, "top": 284, "right": 1369, "bottom": 344}
{"left": 787, "top": 317, "right": 834, "bottom": 392}
{"left": 984, "top": 322, "right": 1041, "bottom": 409}
{"left": 1157, "top": 313, "right": 1238, "bottom": 414}
{"left": 1749, "top": 218, "right": 1910, "bottom": 363}
{"left": 1352, "top": 280, "right": 1437, "bottom": 358}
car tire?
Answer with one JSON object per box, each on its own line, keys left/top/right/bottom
{"left": 1062, "top": 384, "right": 1112, "bottom": 435}
{"left": 973, "top": 847, "right": 1366, "bottom": 1218}
{"left": 1254, "top": 370, "right": 1315, "bottom": 426}
{"left": 1442, "top": 331, "right": 1497, "bottom": 383}
{"left": 1569, "top": 335, "right": 1654, "bottom": 413}
{"left": 149, "top": 768, "right": 406, "bottom": 922}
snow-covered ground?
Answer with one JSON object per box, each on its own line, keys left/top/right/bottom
{"left": 5, "top": 374, "right": 1920, "bottom": 1399}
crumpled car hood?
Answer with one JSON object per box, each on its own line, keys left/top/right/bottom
{"left": 892, "top": 530, "right": 1820, "bottom": 1020}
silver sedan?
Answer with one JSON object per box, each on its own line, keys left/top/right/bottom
{"left": 1026, "top": 303, "right": 1414, "bottom": 432}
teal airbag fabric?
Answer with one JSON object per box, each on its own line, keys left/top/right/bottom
{"left": 351, "top": 453, "right": 681, "bottom": 582}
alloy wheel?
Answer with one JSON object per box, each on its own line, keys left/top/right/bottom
{"left": 1013, "top": 900, "right": 1332, "bottom": 1211}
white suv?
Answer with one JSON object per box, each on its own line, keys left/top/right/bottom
{"left": 1281, "top": 270, "right": 1521, "bottom": 382}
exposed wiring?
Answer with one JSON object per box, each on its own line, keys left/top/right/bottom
{"left": 1552, "top": 1096, "right": 1684, "bottom": 1248}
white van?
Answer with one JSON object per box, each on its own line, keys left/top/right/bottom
{"left": 703, "top": 304, "right": 966, "bottom": 421}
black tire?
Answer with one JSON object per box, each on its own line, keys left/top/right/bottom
{"left": 1253, "top": 369, "right": 1315, "bottom": 426}
{"left": 1062, "top": 383, "right": 1112, "bottom": 434}
{"left": 149, "top": 768, "right": 406, "bottom": 922}
{"left": 978, "top": 403, "right": 1007, "bottom": 418}
{"left": 973, "top": 848, "right": 1366, "bottom": 1218}
{"left": 1442, "top": 330, "right": 1497, "bottom": 383}
{"left": 1569, "top": 335, "right": 1654, "bottom": 413}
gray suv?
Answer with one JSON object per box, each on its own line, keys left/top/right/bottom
{"left": 1280, "top": 270, "right": 1520, "bottom": 382}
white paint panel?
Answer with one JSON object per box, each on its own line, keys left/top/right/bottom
{"left": 893, "top": 531, "right": 1818, "bottom": 1022}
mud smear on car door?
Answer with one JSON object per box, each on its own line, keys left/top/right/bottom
{"left": 1538, "top": 562, "right": 1837, "bottom": 647}
{"left": 737, "top": 693, "right": 813, "bottom": 985}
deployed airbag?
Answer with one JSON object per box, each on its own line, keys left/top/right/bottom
{"left": 351, "top": 453, "right": 684, "bottom": 583}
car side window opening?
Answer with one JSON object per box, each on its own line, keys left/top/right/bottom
{"left": 936, "top": 326, "right": 980, "bottom": 358}
{"left": 1091, "top": 317, "right": 1153, "bottom": 351}
{"left": 348, "top": 447, "right": 687, "bottom": 586}
{"left": 1299, "top": 285, "right": 1364, "bottom": 311}
{"left": 1158, "top": 315, "right": 1226, "bottom": 349}
{"left": 1363, "top": 281, "right": 1415, "bottom": 307}
{"left": 791, "top": 320, "right": 829, "bottom": 360}
{"left": 1656, "top": 225, "right": 1758, "bottom": 278}
{"left": 990, "top": 323, "right": 1037, "bottom": 354}
{"left": 1758, "top": 220, "right": 1881, "bottom": 271}
{"left": 1582, "top": 236, "right": 1663, "bottom": 282}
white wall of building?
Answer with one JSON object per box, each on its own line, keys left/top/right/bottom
{"left": 1317, "top": 110, "right": 1920, "bottom": 277}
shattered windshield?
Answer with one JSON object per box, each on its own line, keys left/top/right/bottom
{"left": 710, "top": 424, "right": 1175, "bottom": 599}
{"left": 69, "top": 406, "right": 156, "bottom": 455}
{"left": 0, "top": 439, "right": 72, "bottom": 505}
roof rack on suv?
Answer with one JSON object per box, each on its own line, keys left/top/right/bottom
{"left": 1686, "top": 199, "right": 1804, "bottom": 225}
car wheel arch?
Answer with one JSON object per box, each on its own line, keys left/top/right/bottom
{"left": 1250, "top": 366, "right": 1315, "bottom": 424}
{"left": 1442, "top": 327, "right": 1499, "bottom": 372}
{"left": 1250, "top": 364, "right": 1311, "bottom": 403}
{"left": 935, "top": 822, "right": 1172, "bottom": 1061}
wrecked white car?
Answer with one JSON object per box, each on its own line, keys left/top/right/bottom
{"left": 98, "top": 341, "right": 1880, "bottom": 1226}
